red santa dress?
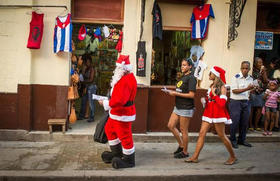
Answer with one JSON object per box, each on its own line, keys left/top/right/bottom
{"left": 103, "top": 72, "right": 137, "bottom": 155}
{"left": 202, "top": 89, "right": 232, "bottom": 124}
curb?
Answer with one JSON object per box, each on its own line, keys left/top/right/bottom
{"left": 0, "top": 129, "right": 280, "bottom": 142}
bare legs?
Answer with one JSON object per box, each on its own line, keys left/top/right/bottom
{"left": 168, "top": 113, "right": 183, "bottom": 148}
{"left": 187, "top": 121, "right": 236, "bottom": 164}
{"left": 167, "top": 113, "right": 190, "bottom": 155}
{"left": 179, "top": 116, "right": 190, "bottom": 154}
{"left": 186, "top": 121, "right": 210, "bottom": 162}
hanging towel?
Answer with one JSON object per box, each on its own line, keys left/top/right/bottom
{"left": 27, "top": 11, "right": 44, "bottom": 49}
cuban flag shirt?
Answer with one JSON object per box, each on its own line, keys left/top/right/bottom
{"left": 54, "top": 13, "right": 72, "bottom": 53}
{"left": 190, "top": 4, "right": 214, "bottom": 39}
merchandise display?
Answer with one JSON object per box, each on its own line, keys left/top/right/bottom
{"left": 54, "top": 13, "right": 73, "bottom": 53}
{"left": 190, "top": 4, "right": 215, "bottom": 39}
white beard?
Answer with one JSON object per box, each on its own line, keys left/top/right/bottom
{"left": 111, "top": 66, "right": 126, "bottom": 89}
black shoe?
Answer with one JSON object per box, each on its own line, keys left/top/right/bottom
{"left": 87, "top": 119, "right": 94, "bottom": 122}
{"left": 174, "top": 151, "right": 189, "bottom": 159}
{"left": 272, "top": 127, "right": 279, "bottom": 132}
{"left": 77, "top": 116, "right": 84, "bottom": 120}
{"left": 238, "top": 141, "right": 252, "bottom": 147}
{"left": 173, "top": 146, "right": 183, "bottom": 155}
{"left": 101, "top": 143, "right": 122, "bottom": 164}
{"left": 231, "top": 141, "right": 238, "bottom": 149}
{"left": 112, "top": 153, "right": 135, "bottom": 169}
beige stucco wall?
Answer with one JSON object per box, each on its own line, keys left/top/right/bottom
{"left": 0, "top": 0, "right": 258, "bottom": 91}
{"left": 122, "top": 0, "right": 153, "bottom": 86}
{"left": 201, "top": 0, "right": 257, "bottom": 88}
{"left": 0, "top": 0, "right": 70, "bottom": 93}
{"left": 129, "top": 0, "right": 257, "bottom": 87}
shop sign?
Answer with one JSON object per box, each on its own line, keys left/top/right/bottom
{"left": 255, "top": 31, "right": 273, "bottom": 50}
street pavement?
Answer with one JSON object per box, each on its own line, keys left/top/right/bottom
{"left": 0, "top": 140, "right": 279, "bottom": 181}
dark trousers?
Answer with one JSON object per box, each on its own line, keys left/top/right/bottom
{"left": 229, "top": 99, "right": 251, "bottom": 143}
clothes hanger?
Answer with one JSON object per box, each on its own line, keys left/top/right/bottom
{"left": 58, "top": 8, "right": 68, "bottom": 17}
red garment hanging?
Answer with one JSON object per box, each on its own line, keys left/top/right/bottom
{"left": 115, "top": 31, "right": 123, "bottom": 53}
{"left": 27, "top": 11, "right": 44, "bottom": 49}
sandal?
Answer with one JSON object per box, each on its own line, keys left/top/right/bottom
{"left": 263, "top": 131, "right": 268, "bottom": 136}
{"left": 256, "top": 128, "right": 262, "bottom": 131}
{"left": 248, "top": 127, "right": 254, "bottom": 131}
{"left": 224, "top": 158, "right": 238, "bottom": 165}
{"left": 174, "top": 151, "right": 189, "bottom": 159}
{"left": 184, "top": 158, "right": 198, "bottom": 163}
{"left": 173, "top": 146, "right": 183, "bottom": 155}
{"left": 268, "top": 131, "right": 272, "bottom": 136}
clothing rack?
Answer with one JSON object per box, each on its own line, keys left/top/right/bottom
{"left": 0, "top": 5, "right": 67, "bottom": 10}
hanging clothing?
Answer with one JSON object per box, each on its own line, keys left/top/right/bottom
{"left": 103, "top": 25, "right": 110, "bottom": 38}
{"left": 190, "top": 4, "right": 215, "bottom": 39}
{"left": 53, "top": 13, "right": 72, "bottom": 53}
{"left": 115, "top": 31, "right": 123, "bottom": 53}
{"left": 27, "top": 12, "right": 44, "bottom": 49}
{"left": 152, "top": 1, "right": 163, "bottom": 40}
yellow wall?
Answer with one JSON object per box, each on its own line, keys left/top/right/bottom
{"left": 0, "top": 0, "right": 258, "bottom": 92}
{"left": 0, "top": 0, "right": 70, "bottom": 93}
{"left": 133, "top": 0, "right": 257, "bottom": 87}
{"left": 201, "top": 0, "right": 257, "bottom": 88}
{"left": 122, "top": 0, "right": 153, "bottom": 85}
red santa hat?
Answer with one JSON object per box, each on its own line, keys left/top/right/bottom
{"left": 210, "top": 66, "right": 226, "bottom": 84}
{"left": 116, "top": 55, "right": 132, "bottom": 71}
{"left": 78, "top": 24, "right": 87, "bottom": 41}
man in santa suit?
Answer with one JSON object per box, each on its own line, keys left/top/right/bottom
{"left": 98, "top": 55, "right": 137, "bottom": 169}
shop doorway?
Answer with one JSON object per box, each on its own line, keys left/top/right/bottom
{"left": 151, "top": 30, "right": 199, "bottom": 85}
{"left": 69, "top": 23, "right": 122, "bottom": 133}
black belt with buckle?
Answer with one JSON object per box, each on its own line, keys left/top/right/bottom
{"left": 124, "top": 101, "right": 134, "bottom": 107}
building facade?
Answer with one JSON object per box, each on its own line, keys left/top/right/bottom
{"left": 0, "top": 0, "right": 270, "bottom": 133}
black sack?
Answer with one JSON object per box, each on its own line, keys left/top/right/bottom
{"left": 93, "top": 111, "right": 109, "bottom": 144}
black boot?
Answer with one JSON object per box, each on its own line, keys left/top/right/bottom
{"left": 112, "top": 153, "right": 135, "bottom": 169}
{"left": 101, "top": 143, "right": 122, "bottom": 164}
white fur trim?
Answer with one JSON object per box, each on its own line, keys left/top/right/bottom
{"left": 123, "top": 146, "right": 135, "bottom": 155}
{"left": 202, "top": 116, "right": 232, "bottom": 124}
{"left": 210, "top": 67, "right": 220, "bottom": 77}
{"left": 103, "top": 100, "right": 111, "bottom": 111}
{"left": 116, "top": 63, "right": 132, "bottom": 72}
{"left": 108, "top": 138, "right": 121, "bottom": 146}
{"left": 109, "top": 112, "right": 136, "bottom": 122}
{"left": 220, "top": 95, "right": 228, "bottom": 100}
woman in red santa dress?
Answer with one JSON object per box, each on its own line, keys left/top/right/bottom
{"left": 98, "top": 55, "right": 137, "bottom": 169}
{"left": 185, "top": 66, "right": 237, "bottom": 165}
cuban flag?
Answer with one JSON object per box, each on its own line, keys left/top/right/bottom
{"left": 190, "top": 4, "right": 215, "bottom": 39}
{"left": 53, "top": 14, "right": 72, "bottom": 53}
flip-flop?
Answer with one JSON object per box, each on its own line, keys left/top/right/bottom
{"left": 224, "top": 158, "right": 238, "bottom": 165}
{"left": 184, "top": 159, "right": 198, "bottom": 163}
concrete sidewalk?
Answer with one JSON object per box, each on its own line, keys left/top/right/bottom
{"left": 0, "top": 140, "right": 279, "bottom": 181}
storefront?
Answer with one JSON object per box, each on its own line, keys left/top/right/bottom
{"left": 0, "top": 0, "right": 259, "bottom": 133}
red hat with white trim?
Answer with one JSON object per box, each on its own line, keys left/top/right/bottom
{"left": 78, "top": 24, "right": 87, "bottom": 41}
{"left": 210, "top": 66, "right": 226, "bottom": 84}
{"left": 116, "top": 55, "right": 132, "bottom": 71}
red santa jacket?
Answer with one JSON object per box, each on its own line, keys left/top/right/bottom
{"left": 202, "top": 89, "right": 231, "bottom": 124}
{"left": 104, "top": 73, "right": 137, "bottom": 122}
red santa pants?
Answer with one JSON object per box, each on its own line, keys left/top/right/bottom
{"left": 105, "top": 117, "right": 134, "bottom": 155}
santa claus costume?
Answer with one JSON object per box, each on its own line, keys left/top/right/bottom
{"left": 101, "top": 55, "right": 137, "bottom": 169}
{"left": 202, "top": 66, "right": 232, "bottom": 125}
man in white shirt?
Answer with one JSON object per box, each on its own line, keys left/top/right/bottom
{"left": 229, "top": 61, "right": 255, "bottom": 149}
